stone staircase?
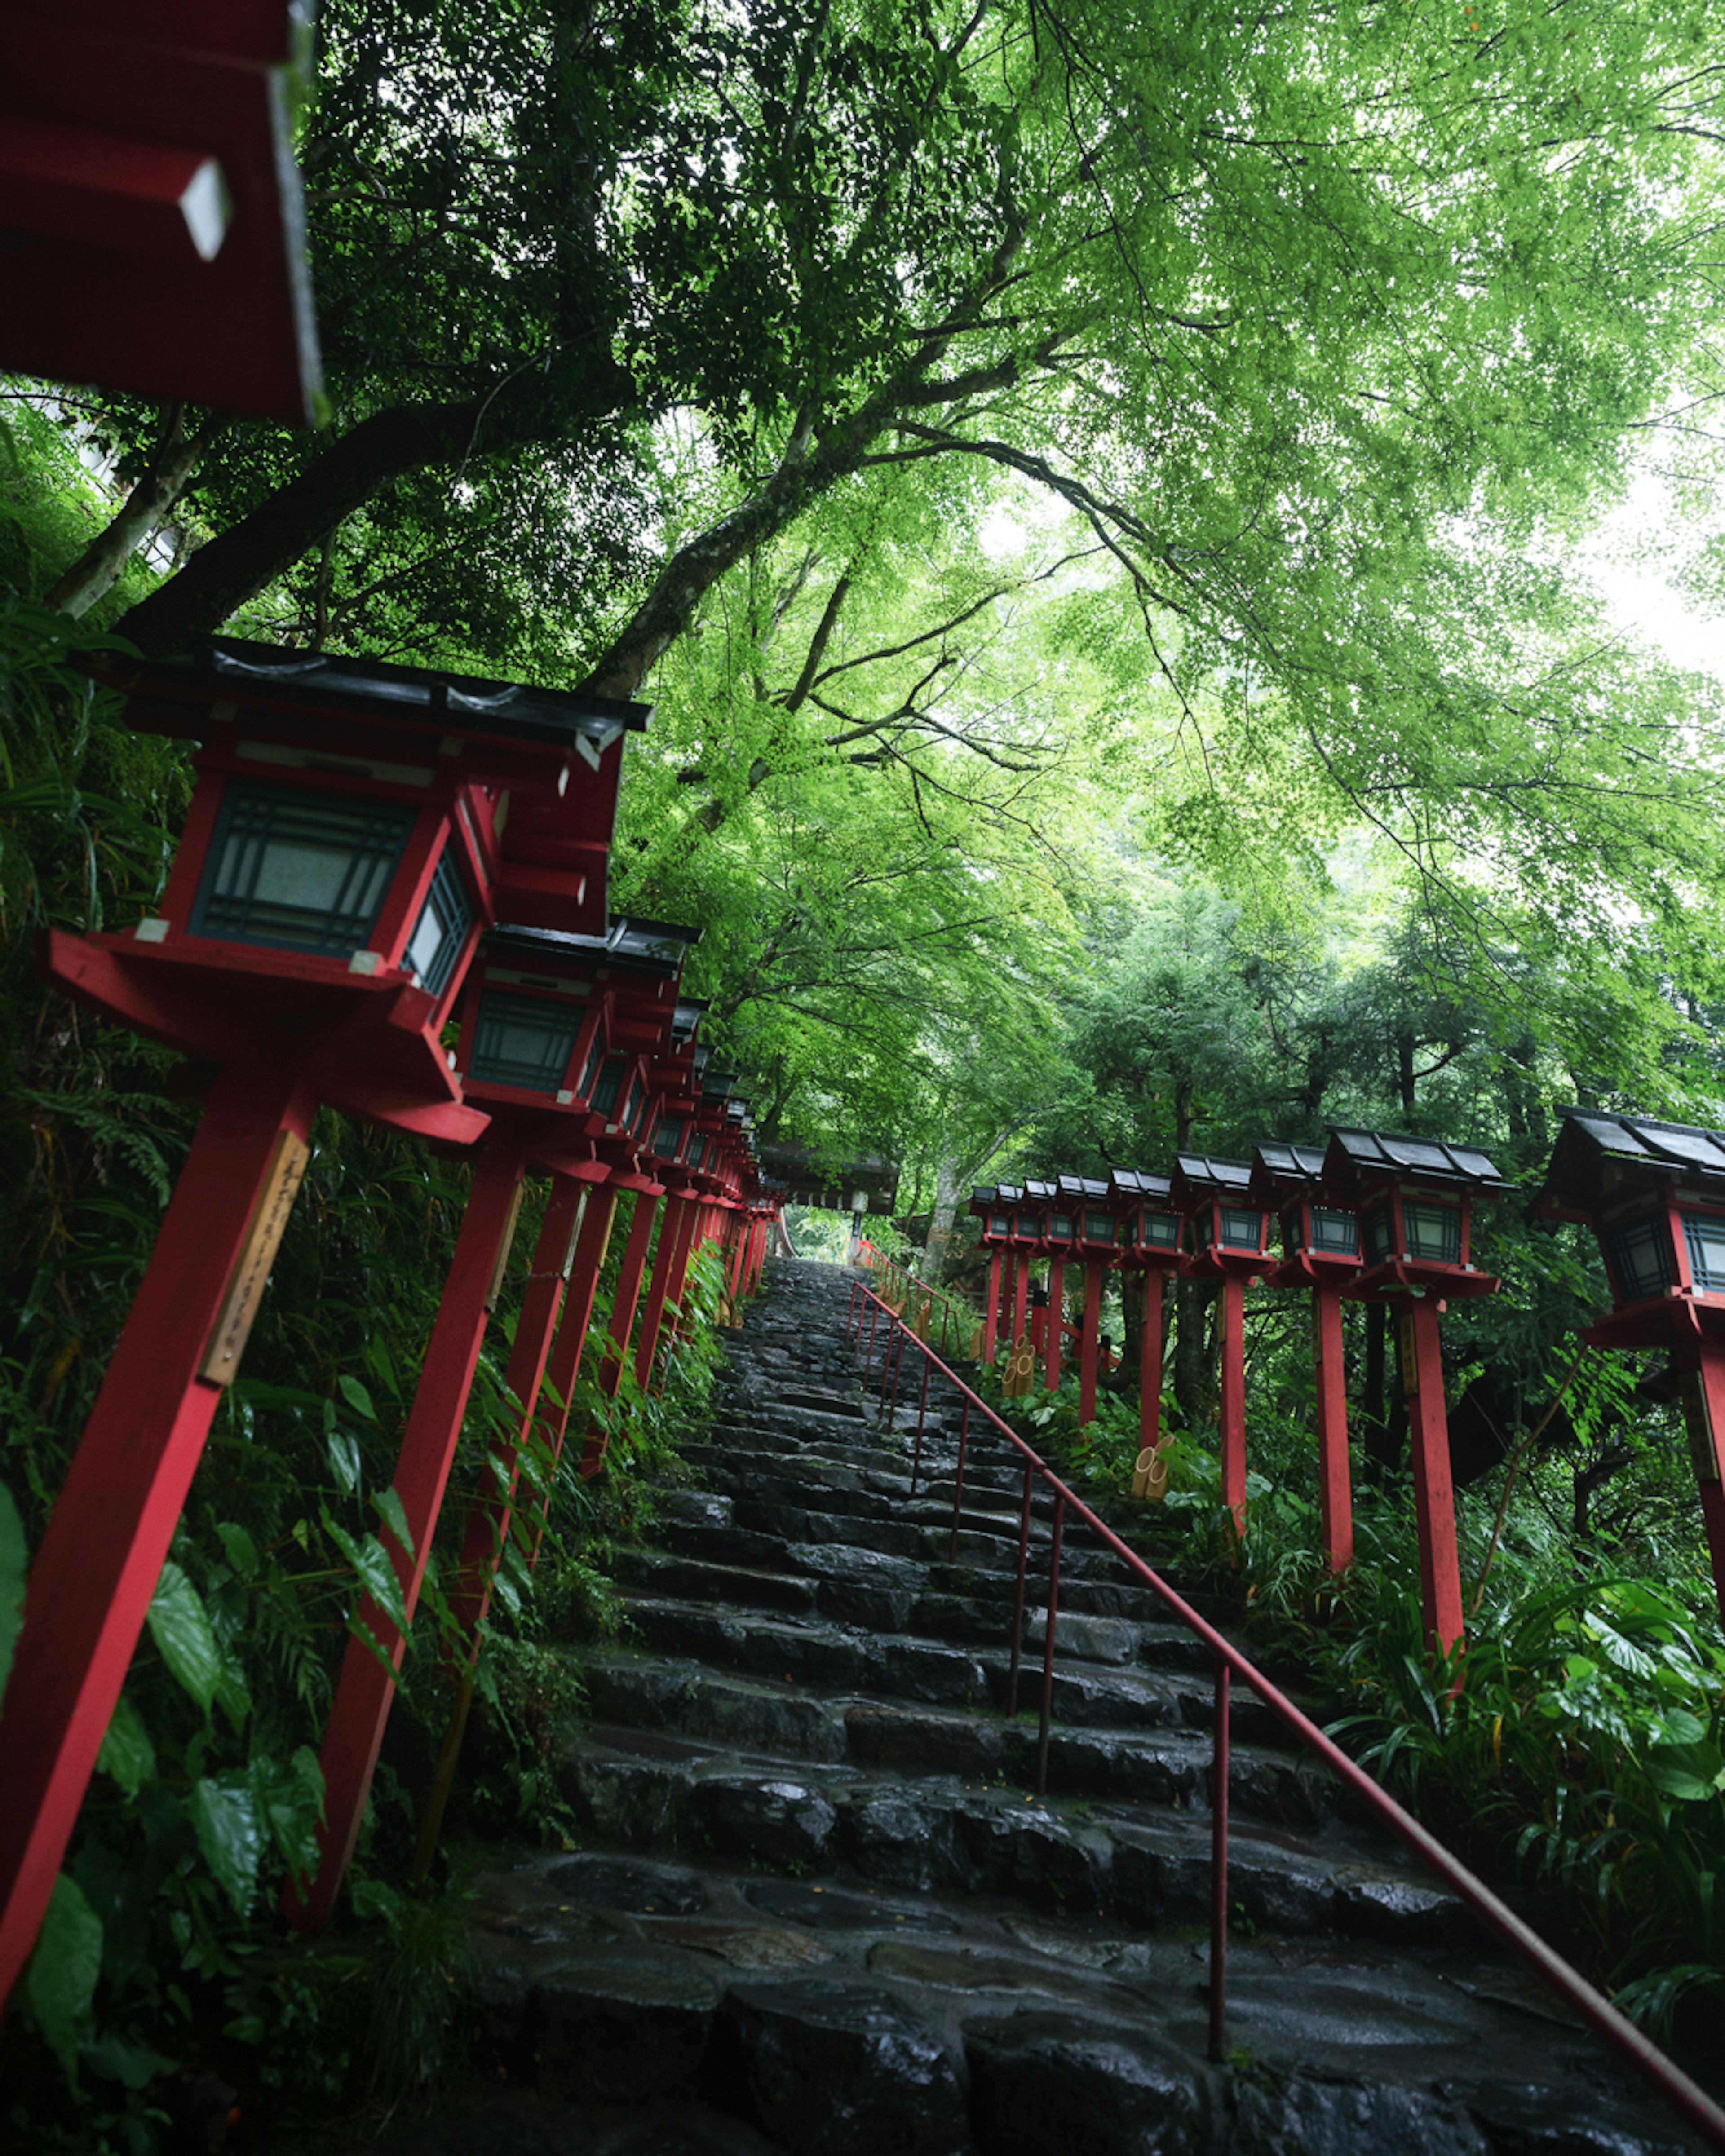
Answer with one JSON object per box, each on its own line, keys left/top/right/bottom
{"left": 448, "top": 1259, "right": 1707, "bottom": 2156}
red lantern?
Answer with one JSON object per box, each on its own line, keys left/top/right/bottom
{"left": 296, "top": 915, "right": 703, "bottom": 1929}
{"left": 1323, "top": 1127, "right": 1507, "bottom": 1657}
{"left": 0, "top": 4, "right": 324, "bottom": 420}
{"left": 1110, "top": 1167, "right": 1185, "bottom": 1466}
{"left": 0, "top": 637, "right": 647, "bottom": 2008}
{"left": 1252, "top": 1142, "right": 1363, "bottom": 1573}
{"left": 1172, "top": 1153, "right": 1276, "bottom": 1536}
{"left": 1535, "top": 1111, "right": 1725, "bottom": 1637}
{"left": 1053, "top": 1175, "right": 1126, "bottom": 1423}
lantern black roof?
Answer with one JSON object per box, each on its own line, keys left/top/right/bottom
{"left": 1055, "top": 1173, "right": 1110, "bottom": 1203}
{"left": 483, "top": 916, "right": 699, "bottom": 984}
{"left": 671, "top": 998, "right": 708, "bottom": 1041}
{"left": 1022, "top": 1179, "right": 1057, "bottom": 1204}
{"left": 1247, "top": 1140, "right": 1329, "bottom": 1204}
{"left": 174, "top": 636, "right": 653, "bottom": 763}
{"left": 1323, "top": 1127, "right": 1508, "bottom": 1194}
{"left": 1110, "top": 1167, "right": 1174, "bottom": 1205}
{"left": 1172, "top": 1153, "right": 1256, "bottom": 1200}
{"left": 971, "top": 1186, "right": 998, "bottom": 1209}
{"left": 995, "top": 1184, "right": 1024, "bottom": 1205}
{"left": 1538, "top": 1108, "right": 1725, "bottom": 1218}
{"left": 703, "top": 1072, "right": 738, "bottom": 1100}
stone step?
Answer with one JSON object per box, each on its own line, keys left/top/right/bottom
{"left": 609, "top": 1595, "right": 1288, "bottom": 1747}
{"left": 464, "top": 1258, "right": 1719, "bottom": 2156}
{"left": 553, "top": 1730, "right": 1461, "bottom": 1952}
{"left": 578, "top": 1650, "right": 1331, "bottom": 1827}
{"left": 463, "top": 1845, "right": 1696, "bottom": 2156}
{"left": 613, "top": 1547, "right": 1218, "bottom": 1676}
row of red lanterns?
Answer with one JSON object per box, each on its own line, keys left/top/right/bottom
{"left": 971, "top": 1133, "right": 1511, "bottom": 1667}
{"left": 0, "top": 637, "right": 782, "bottom": 2010}
{"left": 975, "top": 1114, "right": 1725, "bottom": 1675}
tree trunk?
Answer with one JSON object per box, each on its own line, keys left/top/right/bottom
{"left": 46, "top": 409, "right": 224, "bottom": 618}
{"left": 1396, "top": 1032, "right": 1416, "bottom": 1115}
{"left": 110, "top": 353, "right": 630, "bottom": 656}
{"left": 111, "top": 398, "right": 501, "bottom": 654}
{"left": 1361, "top": 1301, "right": 1408, "bottom": 1479}
{"left": 1173, "top": 1276, "right": 1215, "bottom": 1428}
{"left": 921, "top": 1150, "right": 966, "bottom": 1282}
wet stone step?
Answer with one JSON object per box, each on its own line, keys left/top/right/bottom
{"left": 575, "top": 1650, "right": 1322, "bottom": 1825}
{"left": 462, "top": 1846, "right": 1696, "bottom": 2156}
{"left": 478, "top": 1259, "right": 1719, "bottom": 2155}
{"left": 551, "top": 1739, "right": 1460, "bottom": 1950}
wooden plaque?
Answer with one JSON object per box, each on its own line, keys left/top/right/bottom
{"left": 200, "top": 1129, "right": 310, "bottom": 1385}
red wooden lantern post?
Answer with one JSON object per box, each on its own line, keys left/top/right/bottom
{"left": 1055, "top": 1177, "right": 1127, "bottom": 1425}
{"left": 998, "top": 1187, "right": 1039, "bottom": 1361}
{"left": 0, "top": 5, "right": 324, "bottom": 420}
{"left": 1110, "top": 1168, "right": 1185, "bottom": 1465}
{"left": 295, "top": 916, "right": 700, "bottom": 1926}
{"left": 1171, "top": 1154, "right": 1277, "bottom": 1539}
{"left": 632, "top": 1022, "right": 713, "bottom": 1393}
{"left": 0, "top": 638, "right": 644, "bottom": 2008}
{"left": 1039, "top": 1188, "right": 1079, "bottom": 1392}
{"left": 1252, "top": 1143, "right": 1365, "bottom": 1576}
{"left": 1325, "top": 1129, "right": 1506, "bottom": 1657}
{"left": 971, "top": 1188, "right": 1014, "bottom": 1364}
{"left": 1534, "top": 1112, "right": 1725, "bottom": 1635}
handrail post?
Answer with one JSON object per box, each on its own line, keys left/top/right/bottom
{"left": 864, "top": 1299, "right": 880, "bottom": 1378}
{"left": 910, "top": 1351, "right": 931, "bottom": 1497}
{"left": 1210, "top": 1654, "right": 1230, "bottom": 2063}
{"left": 1035, "top": 1495, "right": 1065, "bottom": 1796}
{"left": 1006, "top": 1461, "right": 1035, "bottom": 1717}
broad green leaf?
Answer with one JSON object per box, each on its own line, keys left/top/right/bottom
{"left": 95, "top": 1691, "right": 155, "bottom": 1799}
{"left": 326, "top": 1426, "right": 363, "bottom": 1496}
{"left": 84, "top": 2033, "right": 178, "bottom": 2090}
{"left": 0, "top": 1479, "right": 26, "bottom": 1702}
{"left": 323, "top": 1514, "right": 408, "bottom": 1631}
{"left": 337, "top": 1374, "right": 376, "bottom": 1422}
{"left": 372, "top": 1484, "right": 416, "bottom": 1559}
{"left": 189, "top": 1771, "right": 265, "bottom": 1918}
{"left": 146, "top": 1562, "right": 220, "bottom": 1714}
{"left": 1645, "top": 1751, "right": 1717, "bottom": 1803}
{"left": 1659, "top": 1708, "right": 1710, "bottom": 1749}
{"left": 23, "top": 1873, "right": 103, "bottom": 2093}
{"left": 215, "top": 1520, "right": 260, "bottom": 1579}
{"left": 253, "top": 1747, "right": 325, "bottom": 1880}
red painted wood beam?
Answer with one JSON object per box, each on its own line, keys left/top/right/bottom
{"left": 0, "top": 1064, "right": 315, "bottom": 2012}
{"left": 1313, "top": 1285, "right": 1353, "bottom": 1575}
{"left": 1010, "top": 1252, "right": 1031, "bottom": 1352}
{"left": 1681, "top": 1339, "right": 1725, "bottom": 1638}
{"left": 524, "top": 1180, "right": 617, "bottom": 1566}
{"left": 443, "top": 1178, "right": 585, "bottom": 1656}
{"left": 1220, "top": 1274, "right": 1247, "bottom": 1538}
{"left": 983, "top": 1251, "right": 1003, "bottom": 1363}
{"left": 1139, "top": 1271, "right": 1164, "bottom": 1454}
{"left": 659, "top": 1199, "right": 704, "bottom": 1363}
{"left": 634, "top": 1196, "right": 688, "bottom": 1392}
{"left": 290, "top": 1138, "right": 526, "bottom": 1932}
{"left": 1045, "top": 1258, "right": 1065, "bottom": 1392}
{"left": 580, "top": 1191, "right": 660, "bottom": 1476}
{"left": 1404, "top": 1297, "right": 1464, "bottom": 1659}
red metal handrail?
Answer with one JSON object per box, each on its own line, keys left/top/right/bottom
{"left": 853, "top": 1246, "right": 979, "bottom": 1363}
{"left": 846, "top": 1276, "right": 1725, "bottom": 2147}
